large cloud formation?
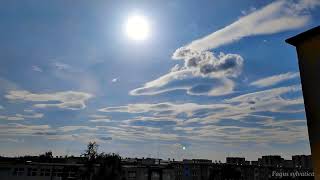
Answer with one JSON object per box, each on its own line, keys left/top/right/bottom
{"left": 130, "top": 51, "right": 244, "bottom": 96}
{"left": 131, "top": 0, "right": 319, "bottom": 97}
{"left": 5, "top": 90, "right": 93, "bottom": 110}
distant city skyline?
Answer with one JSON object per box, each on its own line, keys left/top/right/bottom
{"left": 0, "top": 0, "right": 319, "bottom": 161}
{"left": 0, "top": 153, "right": 314, "bottom": 180}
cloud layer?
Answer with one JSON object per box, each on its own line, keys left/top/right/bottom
{"left": 101, "top": 85, "right": 306, "bottom": 144}
{"left": 5, "top": 90, "right": 93, "bottom": 110}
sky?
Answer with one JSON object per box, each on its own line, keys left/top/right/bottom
{"left": 0, "top": 0, "right": 319, "bottom": 161}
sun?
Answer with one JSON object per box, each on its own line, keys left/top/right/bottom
{"left": 125, "top": 15, "right": 150, "bottom": 41}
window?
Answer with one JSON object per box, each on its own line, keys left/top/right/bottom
{"left": 52, "top": 168, "right": 63, "bottom": 177}
{"left": 68, "top": 171, "right": 76, "bottom": 178}
{"left": 27, "top": 168, "right": 38, "bottom": 176}
{"left": 40, "top": 168, "right": 51, "bottom": 176}
{"left": 12, "top": 167, "right": 24, "bottom": 176}
{"left": 128, "top": 171, "right": 136, "bottom": 179}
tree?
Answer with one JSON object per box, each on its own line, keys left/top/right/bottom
{"left": 82, "top": 142, "right": 99, "bottom": 180}
{"left": 81, "top": 142, "right": 123, "bottom": 180}
{"left": 39, "top": 151, "right": 53, "bottom": 162}
{"left": 82, "top": 142, "right": 99, "bottom": 161}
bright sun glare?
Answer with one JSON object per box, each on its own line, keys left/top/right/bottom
{"left": 125, "top": 15, "right": 150, "bottom": 41}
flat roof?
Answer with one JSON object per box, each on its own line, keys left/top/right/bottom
{"left": 286, "top": 26, "right": 320, "bottom": 46}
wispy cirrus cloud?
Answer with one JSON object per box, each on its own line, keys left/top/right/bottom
{"left": 0, "top": 123, "right": 52, "bottom": 136}
{"left": 52, "top": 62, "right": 72, "bottom": 71}
{"left": 5, "top": 90, "right": 93, "bottom": 110}
{"left": 97, "top": 125, "right": 179, "bottom": 142}
{"left": 57, "top": 126, "right": 98, "bottom": 132}
{"left": 0, "top": 111, "right": 44, "bottom": 121}
{"left": 0, "top": 85, "right": 307, "bottom": 147}
{"left": 99, "top": 101, "right": 230, "bottom": 118}
{"left": 0, "top": 123, "right": 112, "bottom": 144}
{"left": 32, "top": 65, "right": 43, "bottom": 72}
{"left": 89, "top": 114, "right": 112, "bottom": 123}
{"left": 106, "top": 85, "right": 304, "bottom": 122}
{"left": 181, "top": 0, "right": 320, "bottom": 52}
{"left": 250, "top": 72, "right": 300, "bottom": 88}
{"left": 100, "top": 84, "right": 306, "bottom": 144}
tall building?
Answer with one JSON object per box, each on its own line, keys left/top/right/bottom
{"left": 258, "top": 155, "right": 284, "bottom": 167}
{"left": 226, "top": 157, "right": 246, "bottom": 165}
{"left": 286, "top": 26, "right": 320, "bottom": 179}
{"left": 292, "top": 155, "right": 313, "bottom": 169}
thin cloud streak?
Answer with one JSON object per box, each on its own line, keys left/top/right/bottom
{"left": 250, "top": 72, "right": 300, "bottom": 88}
{"left": 5, "top": 90, "right": 93, "bottom": 110}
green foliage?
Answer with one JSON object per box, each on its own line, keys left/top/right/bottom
{"left": 82, "top": 141, "right": 99, "bottom": 161}
{"left": 81, "top": 142, "right": 123, "bottom": 180}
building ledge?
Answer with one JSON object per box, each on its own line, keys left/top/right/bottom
{"left": 286, "top": 26, "right": 320, "bottom": 46}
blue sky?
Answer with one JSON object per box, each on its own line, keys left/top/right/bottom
{"left": 0, "top": 0, "right": 319, "bottom": 161}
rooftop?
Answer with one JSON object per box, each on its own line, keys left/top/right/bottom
{"left": 286, "top": 26, "right": 320, "bottom": 46}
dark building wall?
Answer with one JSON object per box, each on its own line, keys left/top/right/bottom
{"left": 286, "top": 26, "right": 320, "bottom": 179}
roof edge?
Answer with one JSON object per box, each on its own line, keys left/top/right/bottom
{"left": 286, "top": 26, "right": 320, "bottom": 46}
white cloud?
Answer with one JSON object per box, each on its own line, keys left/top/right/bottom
{"left": 46, "top": 133, "right": 113, "bottom": 144}
{"left": 129, "top": 0, "right": 319, "bottom": 97}
{"left": 0, "top": 123, "right": 51, "bottom": 136}
{"left": 89, "top": 114, "right": 111, "bottom": 119}
{"left": 24, "top": 109, "right": 34, "bottom": 113}
{"left": 16, "top": 113, "right": 44, "bottom": 119}
{"left": 0, "top": 84, "right": 306, "bottom": 146}
{"left": 97, "top": 125, "right": 179, "bottom": 142}
{"left": 53, "top": 62, "right": 71, "bottom": 71}
{"left": 0, "top": 123, "right": 110, "bottom": 144}
{"left": 0, "top": 138, "right": 24, "bottom": 143}
{"left": 100, "top": 84, "right": 306, "bottom": 144}
{"left": 179, "top": 0, "right": 319, "bottom": 52}
{"left": 172, "top": 51, "right": 244, "bottom": 78}
{"left": 99, "top": 102, "right": 229, "bottom": 118}
{"left": 57, "top": 126, "right": 98, "bottom": 132}
{"left": 130, "top": 52, "right": 243, "bottom": 96}
{"left": 0, "top": 105, "right": 3, "bottom": 110}
{"left": 5, "top": 90, "right": 93, "bottom": 110}
{"left": 122, "top": 116, "right": 182, "bottom": 125}
{"left": 32, "top": 65, "right": 43, "bottom": 72}
{"left": 106, "top": 85, "right": 304, "bottom": 122}
{"left": 127, "top": 0, "right": 314, "bottom": 141}
{"left": 90, "top": 119, "right": 112, "bottom": 123}
{"left": 112, "top": 78, "right": 118, "bottom": 83}
{"left": 0, "top": 116, "right": 24, "bottom": 121}
{"left": 225, "top": 85, "right": 304, "bottom": 114}
{"left": 89, "top": 114, "right": 112, "bottom": 123}
{"left": 227, "top": 85, "right": 301, "bottom": 103}
{"left": 155, "top": 0, "right": 316, "bottom": 97}
{"left": 250, "top": 72, "right": 300, "bottom": 88}
{"left": 0, "top": 112, "right": 44, "bottom": 121}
